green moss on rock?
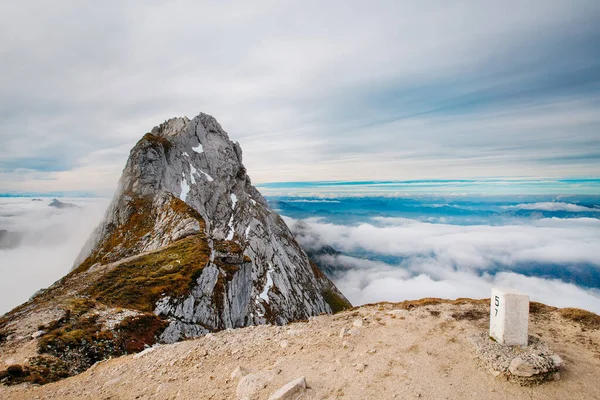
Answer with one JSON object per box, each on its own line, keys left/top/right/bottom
{"left": 322, "top": 289, "right": 352, "bottom": 314}
{"left": 86, "top": 234, "right": 211, "bottom": 312}
{"left": 73, "top": 195, "right": 156, "bottom": 273}
{"left": 559, "top": 308, "right": 600, "bottom": 329}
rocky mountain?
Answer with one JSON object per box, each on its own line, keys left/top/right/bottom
{"left": 48, "top": 199, "right": 78, "bottom": 209}
{"left": 0, "top": 112, "right": 350, "bottom": 385}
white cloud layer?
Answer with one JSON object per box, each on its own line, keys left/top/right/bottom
{"left": 504, "top": 202, "right": 600, "bottom": 212}
{"left": 0, "top": 198, "right": 107, "bottom": 315}
{"left": 285, "top": 216, "right": 600, "bottom": 313}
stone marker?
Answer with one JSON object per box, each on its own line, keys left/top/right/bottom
{"left": 489, "top": 288, "right": 529, "bottom": 346}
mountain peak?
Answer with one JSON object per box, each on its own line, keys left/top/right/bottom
{"left": 0, "top": 112, "right": 350, "bottom": 386}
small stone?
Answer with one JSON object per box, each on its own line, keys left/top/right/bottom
{"left": 231, "top": 366, "right": 250, "bottom": 380}
{"left": 339, "top": 327, "right": 347, "bottom": 338}
{"left": 509, "top": 357, "right": 538, "bottom": 377}
{"left": 103, "top": 377, "right": 122, "bottom": 388}
{"left": 355, "top": 363, "right": 367, "bottom": 372}
{"left": 553, "top": 372, "right": 561, "bottom": 381}
{"left": 31, "top": 330, "right": 46, "bottom": 339}
{"left": 268, "top": 377, "right": 307, "bottom": 400}
{"left": 353, "top": 319, "right": 363, "bottom": 328}
{"left": 550, "top": 354, "right": 564, "bottom": 368}
{"left": 280, "top": 340, "right": 289, "bottom": 348}
{"left": 236, "top": 370, "right": 278, "bottom": 399}
{"left": 133, "top": 347, "right": 155, "bottom": 359}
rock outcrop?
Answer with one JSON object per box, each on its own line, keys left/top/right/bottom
{"left": 0, "top": 112, "right": 349, "bottom": 386}
{"left": 48, "top": 199, "right": 78, "bottom": 209}
{"left": 73, "top": 113, "right": 349, "bottom": 343}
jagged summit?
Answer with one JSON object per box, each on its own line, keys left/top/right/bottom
{"left": 0, "top": 112, "right": 350, "bottom": 385}
{"left": 73, "top": 112, "right": 350, "bottom": 343}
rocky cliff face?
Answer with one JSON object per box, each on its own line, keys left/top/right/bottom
{"left": 74, "top": 112, "right": 350, "bottom": 343}
{"left": 0, "top": 113, "right": 349, "bottom": 385}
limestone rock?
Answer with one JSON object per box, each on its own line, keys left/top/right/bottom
{"left": 133, "top": 347, "right": 155, "bottom": 360}
{"left": 231, "top": 366, "right": 250, "bottom": 380}
{"left": 509, "top": 358, "right": 538, "bottom": 377}
{"left": 471, "top": 333, "right": 564, "bottom": 385}
{"left": 72, "top": 112, "right": 351, "bottom": 343}
{"left": 550, "top": 354, "right": 564, "bottom": 368}
{"left": 355, "top": 363, "right": 367, "bottom": 372}
{"left": 268, "top": 377, "right": 307, "bottom": 400}
{"left": 31, "top": 330, "right": 46, "bottom": 339}
{"left": 236, "top": 369, "right": 279, "bottom": 399}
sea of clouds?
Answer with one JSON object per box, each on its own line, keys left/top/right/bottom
{"left": 285, "top": 212, "right": 600, "bottom": 314}
{"left": 1, "top": 196, "right": 599, "bottom": 316}
{"left": 0, "top": 198, "right": 108, "bottom": 314}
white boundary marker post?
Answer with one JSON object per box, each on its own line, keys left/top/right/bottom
{"left": 490, "top": 288, "right": 529, "bottom": 346}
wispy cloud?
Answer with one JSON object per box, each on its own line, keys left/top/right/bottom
{"left": 0, "top": 1, "right": 599, "bottom": 191}
{"left": 504, "top": 202, "right": 600, "bottom": 212}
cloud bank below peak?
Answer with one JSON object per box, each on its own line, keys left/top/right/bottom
{"left": 285, "top": 214, "right": 600, "bottom": 314}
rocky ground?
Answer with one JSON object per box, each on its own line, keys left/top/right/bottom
{"left": 1, "top": 299, "right": 599, "bottom": 400}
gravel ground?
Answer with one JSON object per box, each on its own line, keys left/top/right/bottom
{"left": 1, "top": 300, "right": 599, "bottom": 400}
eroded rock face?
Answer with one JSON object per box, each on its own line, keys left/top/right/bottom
{"left": 75, "top": 112, "right": 351, "bottom": 343}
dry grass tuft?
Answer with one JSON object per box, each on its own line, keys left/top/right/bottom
{"left": 451, "top": 309, "right": 488, "bottom": 321}
{"left": 529, "top": 302, "right": 557, "bottom": 314}
{"left": 559, "top": 308, "right": 600, "bottom": 329}
{"left": 86, "top": 234, "right": 211, "bottom": 312}
{"left": 399, "top": 298, "right": 444, "bottom": 310}
{"left": 0, "top": 356, "right": 70, "bottom": 386}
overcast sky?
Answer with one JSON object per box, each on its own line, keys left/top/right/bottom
{"left": 1, "top": 1, "right": 599, "bottom": 194}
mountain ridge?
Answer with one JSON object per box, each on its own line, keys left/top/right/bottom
{"left": 0, "top": 112, "right": 350, "bottom": 384}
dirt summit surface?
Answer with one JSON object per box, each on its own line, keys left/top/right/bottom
{"left": 1, "top": 299, "right": 599, "bottom": 400}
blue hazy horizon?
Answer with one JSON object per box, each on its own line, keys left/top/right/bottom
{"left": 257, "top": 178, "right": 600, "bottom": 196}
{"left": 3, "top": 178, "right": 599, "bottom": 199}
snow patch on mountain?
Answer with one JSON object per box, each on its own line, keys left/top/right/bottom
{"left": 189, "top": 164, "right": 197, "bottom": 185}
{"left": 260, "top": 264, "right": 274, "bottom": 304}
{"left": 192, "top": 143, "right": 203, "bottom": 154}
{"left": 180, "top": 173, "right": 190, "bottom": 201}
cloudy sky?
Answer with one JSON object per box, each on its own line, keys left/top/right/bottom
{"left": 1, "top": 1, "right": 599, "bottom": 194}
